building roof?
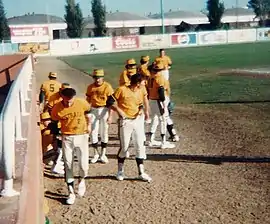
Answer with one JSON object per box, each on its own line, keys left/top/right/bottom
{"left": 8, "top": 14, "right": 65, "bottom": 25}
{"left": 149, "top": 10, "right": 207, "bottom": 19}
{"left": 85, "top": 11, "right": 150, "bottom": 23}
{"left": 223, "top": 8, "right": 255, "bottom": 17}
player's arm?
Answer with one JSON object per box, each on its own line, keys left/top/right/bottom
{"left": 106, "top": 92, "right": 126, "bottom": 119}
{"left": 85, "top": 86, "right": 92, "bottom": 104}
{"left": 50, "top": 105, "right": 60, "bottom": 122}
{"left": 82, "top": 99, "right": 92, "bottom": 129}
{"left": 143, "top": 94, "right": 150, "bottom": 120}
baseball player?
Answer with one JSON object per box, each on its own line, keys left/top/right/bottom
{"left": 154, "top": 49, "right": 172, "bottom": 81}
{"left": 86, "top": 69, "right": 114, "bottom": 164}
{"left": 147, "top": 61, "right": 175, "bottom": 149}
{"left": 106, "top": 73, "right": 152, "bottom": 182}
{"left": 119, "top": 58, "right": 137, "bottom": 86}
{"left": 51, "top": 88, "right": 91, "bottom": 205}
{"left": 40, "top": 112, "right": 65, "bottom": 175}
{"left": 137, "top": 56, "right": 151, "bottom": 78}
{"left": 39, "top": 72, "right": 61, "bottom": 112}
{"left": 47, "top": 83, "right": 71, "bottom": 113}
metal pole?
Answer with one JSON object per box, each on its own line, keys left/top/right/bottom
{"left": 160, "top": 0, "right": 165, "bottom": 34}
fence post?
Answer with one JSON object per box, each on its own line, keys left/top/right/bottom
{"left": 15, "top": 89, "right": 25, "bottom": 140}
{"left": 0, "top": 113, "right": 20, "bottom": 197}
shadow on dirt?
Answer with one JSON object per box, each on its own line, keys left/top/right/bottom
{"left": 147, "top": 154, "right": 270, "bottom": 165}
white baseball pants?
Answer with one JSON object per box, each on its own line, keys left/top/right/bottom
{"left": 62, "top": 134, "right": 89, "bottom": 183}
{"left": 165, "top": 96, "right": 173, "bottom": 126}
{"left": 118, "top": 115, "right": 146, "bottom": 159}
{"left": 162, "top": 69, "right": 169, "bottom": 80}
{"left": 149, "top": 100, "right": 168, "bottom": 136}
{"left": 90, "top": 107, "right": 109, "bottom": 144}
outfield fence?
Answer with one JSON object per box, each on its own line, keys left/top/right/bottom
{"left": 2, "top": 28, "right": 270, "bottom": 56}
{"left": 47, "top": 27, "right": 270, "bottom": 56}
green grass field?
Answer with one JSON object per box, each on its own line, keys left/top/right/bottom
{"left": 60, "top": 42, "right": 270, "bottom": 104}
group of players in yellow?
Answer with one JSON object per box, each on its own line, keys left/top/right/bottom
{"left": 39, "top": 49, "right": 179, "bottom": 205}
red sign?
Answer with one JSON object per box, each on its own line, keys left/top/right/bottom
{"left": 10, "top": 26, "right": 49, "bottom": 37}
{"left": 112, "top": 36, "right": 139, "bottom": 50}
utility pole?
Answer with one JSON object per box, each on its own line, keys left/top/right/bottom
{"left": 160, "top": 0, "right": 165, "bottom": 34}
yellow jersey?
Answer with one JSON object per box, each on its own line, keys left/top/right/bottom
{"left": 47, "top": 92, "right": 62, "bottom": 110}
{"left": 40, "top": 80, "right": 61, "bottom": 101}
{"left": 51, "top": 98, "right": 91, "bottom": 135}
{"left": 137, "top": 64, "right": 150, "bottom": 77}
{"left": 113, "top": 85, "right": 144, "bottom": 119}
{"left": 147, "top": 72, "right": 169, "bottom": 100}
{"left": 155, "top": 55, "right": 172, "bottom": 70}
{"left": 86, "top": 81, "right": 114, "bottom": 107}
{"left": 119, "top": 68, "right": 137, "bottom": 86}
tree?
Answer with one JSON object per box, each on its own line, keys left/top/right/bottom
{"left": 64, "top": 0, "right": 84, "bottom": 38}
{"left": 91, "top": 0, "right": 106, "bottom": 37}
{"left": 206, "top": 0, "right": 225, "bottom": 30}
{"left": 0, "top": 0, "right": 10, "bottom": 41}
{"left": 248, "top": 0, "right": 270, "bottom": 26}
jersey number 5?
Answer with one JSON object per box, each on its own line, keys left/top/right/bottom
{"left": 49, "top": 84, "right": 55, "bottom": 92}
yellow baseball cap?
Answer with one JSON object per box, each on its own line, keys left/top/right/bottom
{"left": 41, "top": 112, "right": 51, "bottom": 120}
{"left": 141, "top": 55, "right": 150, "bottom": 62}
{"left": 92, "top": 69, "right": 104, "bottom": 77}
{"left": 48, "top": 72, "right": 57, "bottom": 78}
{"left": 153, "top": 62, "right": 165, "bottom": 70}
{"left": 126, "top": 58, "right": 136, "bottom": 65}
{"left": 61, "top": 83, "right": 71, "bottom": 89}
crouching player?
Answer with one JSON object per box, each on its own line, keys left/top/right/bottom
{"left": 106, "top": 74, "right": 152, "bottom": 182}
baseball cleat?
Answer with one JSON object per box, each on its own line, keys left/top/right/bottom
{"left": 161, "top": 142, "right": 176, "bottom": 149}
{"left": 66, "top": 193, "right": 76, "bottom": 205}
{"left": 139, "top": 173, "right": 152, "bottom": 182}
{"left": 169, "top": 135, "right": 180, "bottom": 142}
{"left": 90, "top": 154, "right": 100, "bottom": 164}
{"left": 148, "top": 140, "right": 162, "bottom": 147}
{"left": 116, "top": 171, "right": 125, "bottom": 181}
{"left": 78, "top": 179, "right": 86, "bottom": 197}
{"left": 100, "top": 155, "right": 109, "bottom": 164}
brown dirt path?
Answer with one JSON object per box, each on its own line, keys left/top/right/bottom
{"left": 35, "top": 57, "right": 270, "bottom": 224}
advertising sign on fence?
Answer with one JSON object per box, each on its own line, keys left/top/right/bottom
{"left": 112, "top": 36, "right": 139, "bottom": 50}
{"left": 140, "top": 34, "right": 170, "bottom": 49}
{"left": 50, "top": 38, "right": 112, "bottom": 56}
{"left": 256, "top": 28, "right": 270, "bottom": 41}
{"left": 198, "top": 31, "right": 227, "bottom": 45}
{"left": 10, "top": 26, "right": 50, "bottom": 43}
{"left": 170, "top": 33, "right": 197, "bottom": 46}
{"left": 227, "top": 29, "right": 257, "bottom": 43}
{"left": 18, "top": 43, "right": 50, "bottom": 54}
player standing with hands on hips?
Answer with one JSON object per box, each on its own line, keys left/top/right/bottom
{"left": 86, "top": 69, "right": 114, "bottom": 164}
{"left": 106, "top": 73, "right": 152, "bottom": 182}
{"left": 51, "top": 88, "right": 91, "bottom": 205}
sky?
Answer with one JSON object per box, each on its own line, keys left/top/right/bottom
{"left": 3, "top": 0, "right": 249, "bottom": 18}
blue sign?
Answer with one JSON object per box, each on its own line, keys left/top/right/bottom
{"left": 171, "top": 33, "right": 197, "bottom": 46}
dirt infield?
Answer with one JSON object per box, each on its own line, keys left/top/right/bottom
{"left": 35, "top": 58, "right": 270, "bottom": 224}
